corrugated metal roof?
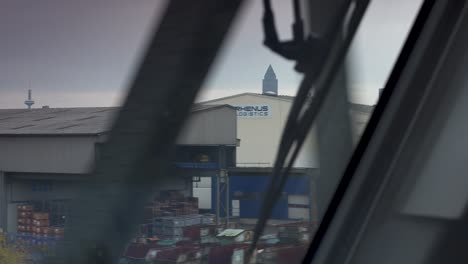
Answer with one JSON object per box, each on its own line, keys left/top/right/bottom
{"left": 201, "top": 92, "right": 296, "bottom": 104}
{"left": 0, "top": 104, "right": 229, "bottom": 135}
{"left": 191, "top": 104, "right": 235, "bottom": 112}
{"left": 201, "top": 93, "right": 374, "bottom": 113}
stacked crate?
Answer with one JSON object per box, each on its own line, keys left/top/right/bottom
{"left": 277, "top": 223, "right": 310, "bottom": 244}
{"left": 144, "top": 205, "right": 162, "bottom": 223}
{"left": 201, "top": 214, "right": 216, "bottom": 225}
{"left": 179, "top": 197, "right": 199, "bottom": 215}
{"left": 32, "top": 212, "right": 50, "bottom": 242}
{"left": 17, "top": 204, "right": 34, "bottom": 235}
{"left": 50, "top": 226, "right": 65, "bottom": 237}
{"left": 158, "top": 196, "right": 199, "bottom": 217}
{"left": 152, "top": 214, "right": 203, "bottom": 241}
{"left": 143, "top": 196, "right": 199, "bottom": 222}
{"left": 184, "top": 224, "right": 222, "bottom": 244}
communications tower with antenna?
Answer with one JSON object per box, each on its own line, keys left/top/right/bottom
{"left": 24, "top": 89, "right": 35, "bottom": 109}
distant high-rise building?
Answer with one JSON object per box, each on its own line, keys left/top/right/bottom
{"left": 262, "top": 65, "right": 278, "bottom": 95}
{"left": 24, "top": 89, "right": 35, "bottom": 109}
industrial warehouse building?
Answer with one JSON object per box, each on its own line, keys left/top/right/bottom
{"left": 0, "top": 105, "right": 238, "bottom": 234}
{"left": 196, "top": 66, "right": 373, "bottom": 221}
{"left": 0, "top": 66, "right": 373, "bottom": 236}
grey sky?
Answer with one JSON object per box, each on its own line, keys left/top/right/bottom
{"left": 0, "top": 0, "right": 421, "bottom": 108}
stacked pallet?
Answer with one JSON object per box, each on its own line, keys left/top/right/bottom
{"left": 16, "top": 204, "right": 65, "bottom": 243}
{"left": 152, "top": 214, "right": 202, "bottom": 241}
{"left": 151, "top": 214, "right": 219, "bottom": 242}
{"left": 17, "top": 204, "right": 34, "bottom": 234}
{"left": 182, "top": 223, "right": 222, "bottom": 242}
{"left": 29, "top": 212, "right": 49, "bottom": 238}
{"left": 167, "top": 196, "right": 199, "bottom": 216}
{"left": 143, "top": 192, "right": 199, "bottom": 222}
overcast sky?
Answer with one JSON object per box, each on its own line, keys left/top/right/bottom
{"left": 0, "top": 0, "right": 422, "bottom": 108}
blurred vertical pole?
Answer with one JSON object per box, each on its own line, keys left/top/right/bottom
{"left": 302, "top": 0, "right": 354, "bottom": 220}
{"left": 0, "top": 171, "right": 5, "bottom": 231}
{"left": 308, "top": 169, "right": 319, "bottom": 227}
{"left": 46, "top": 1, "right": 245, "bottom": 263}
{"left": 217, "top": 146, "right": 229, "bottom": 225}
{"left": 225, "top": 170, "right": 230, "bottom": 225}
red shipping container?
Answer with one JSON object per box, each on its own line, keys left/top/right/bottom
{"left": 183, "top": 225, "right": 219, "bottom": 240}
{"left": 258, "top": 245, "right": 308, "bottom": 263}
{"left": 183, "top": 225, "right": 202, "bottom": 240}
{"left": 147, "top": 246, "right": 201, "bottom": 263}
{"left": 208, "top": 244, "right": 247, "bottom": 264}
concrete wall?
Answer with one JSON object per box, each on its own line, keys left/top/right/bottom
{"left": 7, "top": 179, "right": 78, "bottom": 202}
{"left": 0, "top": 136, "right": 97, "bottom": 174}
{"left": 178, "top": 107, "right": 237, "bottom": 146}
{"left": 0, "top": 107, "right": 237, "bottom": 175}
{"left": 205, "top": 94, "right": 318, "bottom": 168}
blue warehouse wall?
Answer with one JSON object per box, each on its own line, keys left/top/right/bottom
{"left": 211, "top": 175, "right": 310, "bottom": 219}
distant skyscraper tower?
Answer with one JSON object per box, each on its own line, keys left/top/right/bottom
{"left": 262, "top": 65, "right": 278, "bottom": 95}
{"left": 24, "top": 89, "right": 35, "bottom": 109}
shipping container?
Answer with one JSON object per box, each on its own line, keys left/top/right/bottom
{"left": 256, "top": 245, "right": 307, "bottom": 264}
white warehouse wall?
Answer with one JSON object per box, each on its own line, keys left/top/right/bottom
{"left": 204, "top": 93, "right": 319, "bottom": 168}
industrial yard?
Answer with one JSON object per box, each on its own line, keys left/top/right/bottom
{"left": 0, "top": 69, "right": 371, "bottom": 263}
{"left": 119, "top": 190, "right": 315, "bottom": 264}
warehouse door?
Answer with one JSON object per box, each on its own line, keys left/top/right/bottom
{"left": 7, "top": 203, "right": 17, "bottom": 233}
{"left": 7, "top": 178, "right": 73, "bottom": 233}
{"left": 288, "top": 195, "right": 310, "bottom": 220}
{"left": 192, "top": 177, "right": 212, "bottom": 210}
{"left": 232, "top": 199, "right": 240, "bottom": 217}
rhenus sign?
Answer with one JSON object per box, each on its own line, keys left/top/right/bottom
{"left": 234, "top": 104, "right": 271, "bottom": 118}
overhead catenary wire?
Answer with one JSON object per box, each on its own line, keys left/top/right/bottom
{"left": 248, "top": 0, "right": 371, "bottom": 260}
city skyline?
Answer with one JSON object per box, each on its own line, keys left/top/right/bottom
{"left": 0, "top": 0, "right": 422, "bottom": 108}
